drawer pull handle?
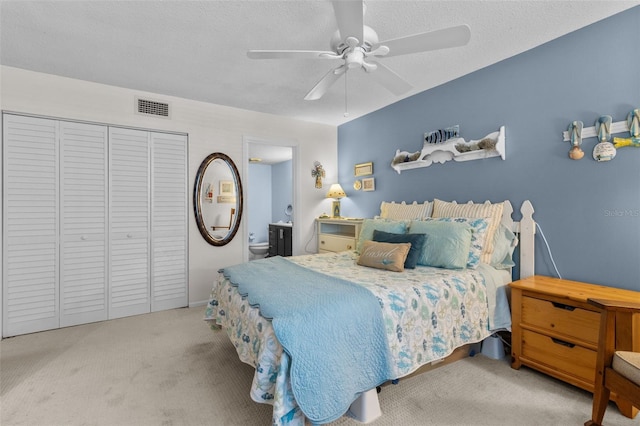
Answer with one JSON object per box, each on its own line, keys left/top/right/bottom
{"left": 551, "top": 302, "right": 576, "bottom": 311}
{"left": 551, "top": 338, "right": 575, "bottom": 348}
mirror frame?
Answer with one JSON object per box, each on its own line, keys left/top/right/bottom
{"left": 194, "top": 152, "right": 244, "bottom": 246}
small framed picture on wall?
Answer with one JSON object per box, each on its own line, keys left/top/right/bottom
{"left": 354, "top": 162, "right": 373, "bottom": 177}
{"left": 219, "top": 180, "right": 235, "bottom": 195}
{"left": 362, "top": 177, "right": 375, "bottom": 192}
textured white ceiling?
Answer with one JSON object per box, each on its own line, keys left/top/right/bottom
{"left": 1, "top": 1, "right": 638, "bottom": 126}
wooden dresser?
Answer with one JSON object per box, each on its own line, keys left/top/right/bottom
{"left": 510, "top": 275, "right": 639, "bottom": 419}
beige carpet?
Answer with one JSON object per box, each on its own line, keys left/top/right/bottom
{"left": 1, "top": 306, "right": 637, "bottom": 426}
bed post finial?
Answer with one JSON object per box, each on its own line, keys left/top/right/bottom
{"left": 519, "top": 200, "right": 535, "bottom": 278}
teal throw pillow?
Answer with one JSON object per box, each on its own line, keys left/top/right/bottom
{"left": 409, "top": 220, "right": 473, "bottom": 269}
{"left": 356, "top": 219, "right": 407, "bottom": 253}
{"left": 421, "top": 217, "right": 489, "bottom": 269}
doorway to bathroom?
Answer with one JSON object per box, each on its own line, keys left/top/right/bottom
{"left": 244, "top": 137, "right": 297, "bottom": 262}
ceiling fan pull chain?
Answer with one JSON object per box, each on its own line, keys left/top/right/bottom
{"left": 344, "top": 72, "right": 349, "bottom": 117}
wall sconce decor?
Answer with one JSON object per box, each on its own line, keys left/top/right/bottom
{"left": 326, "top": 183, "right": 346, "bottom": 218}
{"left": 312, "top": 161, "right": 325, "bottom": 189}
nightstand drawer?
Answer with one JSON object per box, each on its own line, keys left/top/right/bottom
{"left": 318, "top": 234, "right": 355, "bottom": 252}
{"left": 521, "top": 296, "right": 600, "bottom": 345}
{"left": 521, "top": 329, "right": 597, "bottom": 385}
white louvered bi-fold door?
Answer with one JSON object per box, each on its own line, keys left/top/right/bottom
{"left": 59, "top": 122, "right": 108, "bottom": 327}
{"left": 108, "top": 128, "right": 151, "bottom": 319}
{"left": 151, "top": 132, "right": 188, "bottom": 311}
{"left": 2, "top": 115, "right": 60, "bottom": 336}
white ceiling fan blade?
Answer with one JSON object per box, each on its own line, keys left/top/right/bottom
{"left": 367, "top": 61, "right": 413, "bottom": 96}
{"left": 247, "top": 50, "right": 341, "bottom": 60}
{"left": 332, "top": 1, "right": 364, "bottom": 44}
{"left": 304, "top": 65, "right": 346, "bottom": 101}
{"left": 374, "top": 24, "right": 471, "bottom": 58}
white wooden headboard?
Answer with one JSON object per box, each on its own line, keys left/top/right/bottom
{"left": 378, "top": 199, "right": 536, "bottom": 279}
{"left": 501, "top": 200, "right": 535, "bottom": 279}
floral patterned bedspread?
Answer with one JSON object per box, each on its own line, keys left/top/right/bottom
{"left": 204, "top": 251, "right": 508, "bottom": 425}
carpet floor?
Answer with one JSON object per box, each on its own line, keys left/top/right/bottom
{"left": 1, "top": 306, "right": 637, "bottom": 426}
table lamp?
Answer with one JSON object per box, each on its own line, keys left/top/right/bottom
{"left": 326, "top": 183, "right": 346, "bottom": 218}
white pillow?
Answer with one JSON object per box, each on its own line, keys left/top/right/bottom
{"left": 379, "top": 201, "right": 432, "bottom": 221}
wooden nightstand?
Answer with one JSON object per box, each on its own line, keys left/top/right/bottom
{"left": 316, "top": 218, "right": 363, "bottom": 253}
{"left": 510, "top": 275, "right": 639, "bottom": 419}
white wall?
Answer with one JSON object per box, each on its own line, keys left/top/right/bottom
{"left": 1, "top": 66, "right": 338, "bottom": 306}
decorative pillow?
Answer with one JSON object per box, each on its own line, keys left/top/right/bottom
{"left": 420, "top": 217, "right": 489, "bottom": 269}
{"left": 490, "top": 223, "right": 518, "bottom": 270}
{"left": 408, "top": 220, "right": 472, "bottom": 269}
{"left": 432, "top": 199, "right": 504, "bottom": 264}
{"left": 357, "top": 240, "right": 411, "bottom": 272}
{"left": 356, "top": 218, "right": 408, "bottom": 253}
{"left": 379, "top": 201, "right": 432, "bottom": 221}
{"left": 372, "top": 230, "right": 426, "bottom": 269}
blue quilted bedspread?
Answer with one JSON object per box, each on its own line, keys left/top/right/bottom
{"left": 221, "top": 256, "right": 393, "bottom": 424}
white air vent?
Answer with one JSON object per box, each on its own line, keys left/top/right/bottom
{"left": 135, "top": 97, "right": 170, "bottom": 118}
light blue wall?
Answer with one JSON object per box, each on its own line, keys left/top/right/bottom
{"left": 248, "top": 160, "right": 293, "bottom": 242}
{"left": 272, "top": 160, "right": 293, "bottom": 223}
{"left": 248, "top": 163, "right": 272, "bottom": 243}
{"left": 338, "top": 7, "right": 640, "bottom": 291}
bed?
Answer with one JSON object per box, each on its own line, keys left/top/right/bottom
{"left": 204, "top": 199, "right": 535, "bottom": 425}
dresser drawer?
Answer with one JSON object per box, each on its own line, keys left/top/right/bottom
{"left": 521, "top": 295, "right": 600, "bottom": 345}
{"left": 521, "top": 329, "right": 597, "bottom": 385}
{"left": 318, "top": 234, "right": 355, "bottom": 252}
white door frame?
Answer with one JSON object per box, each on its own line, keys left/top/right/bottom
{"left": 242, "top": 136, "right": 299, "bottom": 262}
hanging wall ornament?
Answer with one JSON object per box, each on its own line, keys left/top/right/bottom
{"left": 568, "top": 121, "right": 584, "bottom": 160}
{"left": 593, "top": 115, "right": 616, "bottom": 162}
{"left": 311, "top": 161, "right": 325, "bottom": 189}
{"left": 613, "top": 108, "right": 640, "bottom": 148}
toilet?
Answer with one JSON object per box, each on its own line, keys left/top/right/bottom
{"left": 248, "top": 233, "right": 269, "bottom": 260}
{"left": 249, "top": 242, "right": 269, "bottom": 259}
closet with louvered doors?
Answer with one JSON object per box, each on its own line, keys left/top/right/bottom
{"left": 108, "top": 128, "right": 189, "bottom": 319}
{"left": 3, "top": 114, "right": 62, "bottom": 336}
{"left": 60, "top": 121, "right": 109, "bottom": 328}
{"left": 2, "top": 113, "right": 188, "bottom": 337}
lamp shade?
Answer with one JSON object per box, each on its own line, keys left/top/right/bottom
{"left": 326, "top": 183, "right": 346, "bottom": 199}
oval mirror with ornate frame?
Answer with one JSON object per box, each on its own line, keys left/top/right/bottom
{"left": 194, "top": 152, "right": 243, "bottom": 246}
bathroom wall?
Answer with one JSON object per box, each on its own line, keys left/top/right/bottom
{"left": 272, "top": 160, "right": 293, "bottom": 223}
{"left": 248, "top": 163, "right": 272, "bottom": 243}
{"left": 247, "top": 159, "right": 293, "bottom": 243}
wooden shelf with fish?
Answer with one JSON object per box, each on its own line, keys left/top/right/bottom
{"left": 391, "top": 126, "right": 505, "bottom": 174}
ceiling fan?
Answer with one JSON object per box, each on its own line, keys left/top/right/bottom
{"left": 247, "top": 1, "right": 471, "bottom": 101}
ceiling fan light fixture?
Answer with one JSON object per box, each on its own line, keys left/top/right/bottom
{"left": 330, "top": 25, "right": 378, "bottom": 54}
{"left": 247, "top": 0, "right": 471, "bottom": 103}
{"left": 345, "top": 48, "right": 365, "bottom": 69}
